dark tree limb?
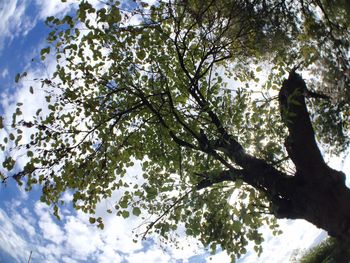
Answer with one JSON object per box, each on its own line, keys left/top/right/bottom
{"left": 278, "top": 69, "right": 327, "bottom": 176}
{"left": 195, "top": 165, "right": 300, "bottom": 220}
{"left": 275, "top": 69, "right": 350, "bottom": 242}
{"left": 196, "top": 168, "right": 244, "bottom": 190}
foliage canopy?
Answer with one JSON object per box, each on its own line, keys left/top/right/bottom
{"left": 1, "top": 0, "right": 350, "bottom": 261}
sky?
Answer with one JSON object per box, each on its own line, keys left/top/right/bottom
{"left": 0, "top": 1, "right": 348, "bottom": 263}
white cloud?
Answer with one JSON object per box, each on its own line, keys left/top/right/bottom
{"left": 206, "top": 251, "right": 231, "bottom": 262}
{"left": 11, "top": 211, "right": 36, "bottom": 237}
{"left": 34, "top": 0, "right": 78, "bottom": 19}
{"left": 143, "top": 0, "right": 158, "bottom": 6}
{"left": 125, "top": 248, "right": 172, "bottom": 263}
{"left": 34, "top": 0, "right": 108, "bottom": 20}
{"left": 0, "top": 208, "right": 31, "bottom": 263}
{"left": 64, "top": 215, "right": 104, "bottom": 259}
{"left": 1, "top": 68, "right": 9, "bottom": 78}
{"left": 0, "top": 196, "right": 188, "bottom": 262}
{"left": 35, "top": 202, "right": 66, "bottom": 245}
{"left": 0, "top": 0, "right": 36, "bottom": 54}
{"left": 95, "top": 246, "right": 123, "bottom": 263}
{"left": 62, "top": 257, "right": 79, "bottom": 263}
{"left": 236, "top": 219, "right": 323, "bottom": 263}
{"left": 36, "top": 243, "right": 63, "bottom": 262}
{"left": 0, "top": 0, "right": 97, "bottom": 55}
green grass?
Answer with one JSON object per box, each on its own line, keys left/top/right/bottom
{"left": 298, "top": 237, "right": 350, "bottom": 263}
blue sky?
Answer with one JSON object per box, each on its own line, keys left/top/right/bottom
{"left": 0, "top": 1, "right": 347, "bottom": 262}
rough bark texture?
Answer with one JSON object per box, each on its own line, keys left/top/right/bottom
{"left": 198, "top": 69, "right": 350, "bottom": 243}
{"left": 277, "top": 70, "right": 350, "bottom": 242}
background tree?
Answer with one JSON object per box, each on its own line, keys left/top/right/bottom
{"left": 1, "top": 0, "right": 349, "bottom": 261}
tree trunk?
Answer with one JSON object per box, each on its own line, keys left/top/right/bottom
{"left": 276, "top": 167, "right": 350, "bottom": 243}
{"left": 275, "top": 69, "right": 350, "bottom": 242}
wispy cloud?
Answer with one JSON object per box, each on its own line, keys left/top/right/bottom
{"left": 0, "top": 1, "right": 36, "bottom": 54}
{"left": 0, "top": 193, "right": 325, "bottom": 263}
{"left": 34, "top": 0, "right": 109, "bottom": 20}
{"left": 34, "top": 0, "right": 78, "bottom": 20}
{"left": 237, "top": 220, "right": 323, "bottom": 263}
{"left": 1, "top": 68, "right": 9, "bottom": 78}
{"left": 0, "top": 208, "right": 32, "bottom": 262}
{"left": 0, "top": 193, "right": 198, "bottom": 263}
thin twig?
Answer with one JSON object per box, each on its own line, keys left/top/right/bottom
{"left": 141, "top": 189, "right": 193, "bottom": 239}
{"left": 28, "top": 251, "right": 32, "bottom": 263}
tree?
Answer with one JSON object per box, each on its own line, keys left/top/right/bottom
{"left": 1, "top": 0, "right": 349, "bottom": 261}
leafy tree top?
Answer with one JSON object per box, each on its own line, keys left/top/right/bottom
{"left": 1, "top": 0, "right": 349, "bottom": 261}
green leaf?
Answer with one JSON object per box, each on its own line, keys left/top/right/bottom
{"left": 41, "top": 47, "right": 51, "bottom": 56}
{"left": 121, "top": 210, "right": 130, "bottom": 218}
{"left": 9, "top": 133, "right": 15, "bottom": 141}
{"left": 132, "top": 207, "right": 141, "bottom": 216}
{"left": 119, "top": 198, "right": 128, "bottom": 208}
{"left": 98, "top": 222, "right": 104, "bottom": 230}
{"left": 137, "top": 50, "right": 146, "bottom": 60}
{"left": 3, "top": 157, "right": 15, "bottom": 170}
{"left": 15, "top": 73, "right": 20, "bottom": 83}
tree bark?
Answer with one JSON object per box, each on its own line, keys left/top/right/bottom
{"left": 277, "top": 70, "right": 350, "bottom": 243}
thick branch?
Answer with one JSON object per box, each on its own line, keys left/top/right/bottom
{"left": 196, "top": 168, "right": 244, "bottom": 190}
{"left": 195, "top": 165, "right": 299, "bottom": 219}
{"left": 196, "top": 164, "right": 291, "bottom": 198}
{"left": 278, "top": 70, "right": 326, "bottom": 175}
